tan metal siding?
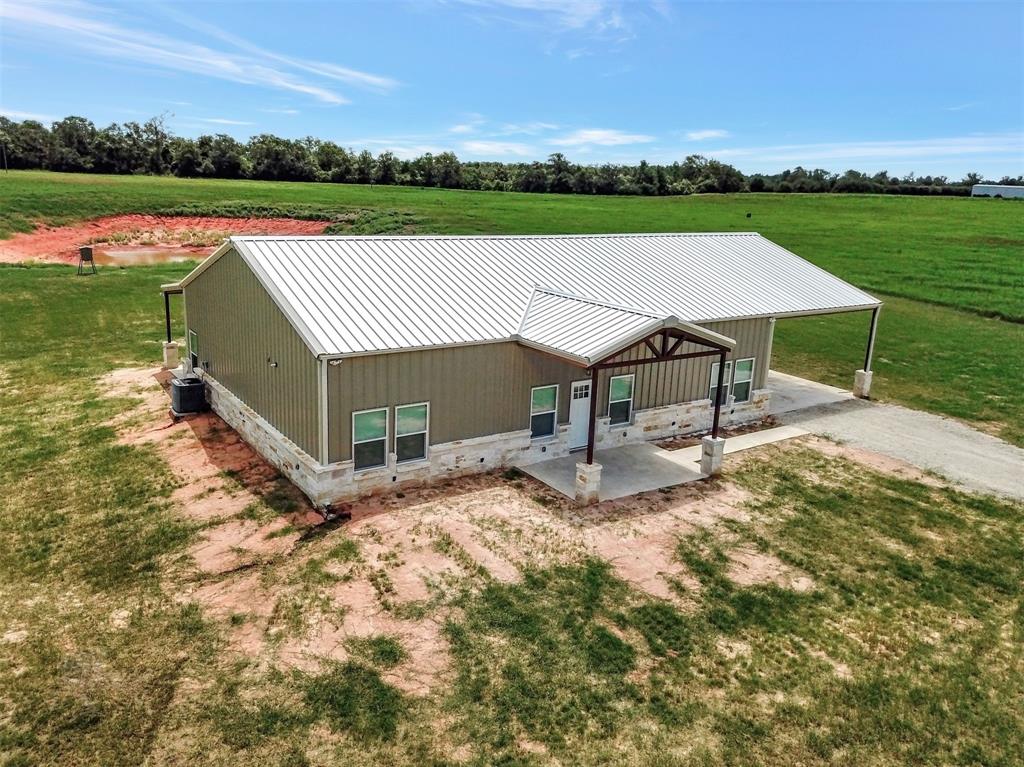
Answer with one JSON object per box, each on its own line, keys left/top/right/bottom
{"left": 326, "top": 318, "right": 772, "bottom": 463}
{"left": 184, "top": 248, "right": 320, "bottom": 458}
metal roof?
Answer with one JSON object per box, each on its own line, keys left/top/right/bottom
{"left": 516, "top": 288, "right": 734, "bottom": 366}
{"left": 178, "top": 233, "right": 880, "bottom": 358}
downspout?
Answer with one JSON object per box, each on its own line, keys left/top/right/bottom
{"left": 319, "top": 357, "right": 329, "bottom": 465}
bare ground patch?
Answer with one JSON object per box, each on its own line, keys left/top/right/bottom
{"left": 0, "top": 214, "right": 329, "bottom": 264}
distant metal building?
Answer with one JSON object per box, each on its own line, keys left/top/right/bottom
{"left": 971, "top": 184, "right": 1024, "bottom": 198}
{"left": 161, "top": 233, "right": 880, "bottom": 508}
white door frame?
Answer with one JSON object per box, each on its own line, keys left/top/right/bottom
{"left": 568, "top": 378, "right": 592, "bottom": 450}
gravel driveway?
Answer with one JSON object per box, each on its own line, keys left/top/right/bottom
{"left": 771, "top": 386, "right": 1024, "bottom": 501}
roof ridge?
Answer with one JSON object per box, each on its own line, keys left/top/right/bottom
{"left": 227, "top": 232, "right": 761, "bottom": 242}
{"left": 530, "top": 287, "right": 665, "bottom": 319}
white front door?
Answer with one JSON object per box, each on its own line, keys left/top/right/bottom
{"left": 569, "top": 379, "right": 592, "bottom": 450}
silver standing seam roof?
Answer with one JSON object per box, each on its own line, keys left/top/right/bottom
{"left": 175, "top": 233, "right": 880, "bottom": 362}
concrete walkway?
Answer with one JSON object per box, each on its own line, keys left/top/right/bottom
{"left": 770, "top": 374, "right": 1024, "bottom": 501}
{"left": 665, "top": 424, "right": 809, "bottom": 467}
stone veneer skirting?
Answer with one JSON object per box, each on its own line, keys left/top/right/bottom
{"left": 202, "top": 372, "right": 770, "bottom": 509}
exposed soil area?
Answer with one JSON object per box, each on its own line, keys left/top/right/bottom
{"left": 98, "top": 367, "right": 944, "bottom": 697}
{"left": 0, "top": 214, "right": 330, "bottom": 264}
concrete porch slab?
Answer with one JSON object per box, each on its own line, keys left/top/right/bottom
{"left": 767, "top": 370, "right": 853, "bottom": 416}
{"left": 519, "top": 443, "right": 706, "bottom": 502}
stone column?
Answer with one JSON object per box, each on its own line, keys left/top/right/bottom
{"left": 575, "top": 461, "right": 602, "bottom": 505}
{"left": 162, "top": 341, "right": 179, "bottom": 370}
{"left": 853, "top": 369, "right": 873, "bottom": 399}
{"left": 700, "top": 435, "right": 726, "bottom": 476}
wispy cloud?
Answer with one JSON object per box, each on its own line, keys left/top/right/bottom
{"left": 704, "top": 133, "right": 1024, "bottom": 167}
{"left": 0, "top": 107, "right": 56, "bottom": 122}
{"left": 449, "top": 113, "right": 486, "bottom": 133}
{"left": 944, "top": 102, "right": 978, "bottom": 112}
{"left": 548, "top": 128, "right": 654, "bottom": 146}
{"left": 461, "top": 139, "right": 533, "bottom": 156}
{"left": 260, "top": 108, "right": 300, "bottom": 115}
{"left": 0, "top": 0, "right": 397, "bottom": 105}
{"left": 685, "top": 128, "right": 729, "bottom": 141}
{"left": 496, "top": 121, "right": 559, "bottom": 135}
{"left": 452, "top": 0, "right": 616, "bottom": 31}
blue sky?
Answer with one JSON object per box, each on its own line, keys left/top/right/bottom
{"left": 1, "top": 0, "right": 1022, "bottom": 177}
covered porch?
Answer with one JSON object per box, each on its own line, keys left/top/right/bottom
{"left": 515, "top": 289, "right": 738, "bottom": 504}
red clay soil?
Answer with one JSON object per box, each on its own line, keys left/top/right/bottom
{"left": 0, "top": 214, "right": 330, "bottom": 264}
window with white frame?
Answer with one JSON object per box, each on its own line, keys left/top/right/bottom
{"left": 530, "top": 385, "right": 558, "bottom": 439}
{"left": 709, "top": 360, "right": 732, "bottom": 406}
{"left": 732, "top": 358, "right": 755, "bottom": 403}
{"left": 395, "top": 402, "right": 428, "bottom": 463}
{"left": 352, "top": 407, "right": 388, "bottom": 471}
{"left": 608, "top": 374, "right": 634, "bottom": 425}
{"left": 188, "top": 329, "right": 199, "bottom": 368}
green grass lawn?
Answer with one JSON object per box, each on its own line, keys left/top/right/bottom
{"left": 1, "top": 264, "right": 1021, "bottom": 766}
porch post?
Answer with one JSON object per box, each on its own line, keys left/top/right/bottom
{"left": 711, "top": 349, "right": 726, "bottom": 438}
{"left": 585, "top": 366, "right": 599, "bottom": 464}
{"left": 163, "top": 291, "right": 172, "bottom": 343}
{"left": 854, "top": 307, "right": 880, "bottom": 398}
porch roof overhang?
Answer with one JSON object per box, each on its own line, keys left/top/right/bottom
{"left": 514, "top": 288, "right": 735, "bottom": 368}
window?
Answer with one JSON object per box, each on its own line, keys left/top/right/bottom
{"left": 608, "top": 374, "right": 634, "bottom": 425}
{"left": 530, "top": 385, "right": 558, "bottom": 439}
{"left": 709, "top": 360, "right": 732, "bottom": 406}
{"left": 732, "top": 358, "right": 755, "bottom": 403}
{"left": 188, "top": 330, "right": 199, "bottom": 368}
{"left": 352, "top": 407, "right": 388, "bottom": 471}
{"left": 395, "top": 403, "right": 428, "bottom": 463}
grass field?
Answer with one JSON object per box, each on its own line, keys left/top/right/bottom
{"left": 2, "top": 171, "right": 1023, "bottom": 445}
{"left": 1, "top": 265, "right": 1022, "bottom": 766}
{"left": 2, "top": 170, "right": 1022, "bottom": 321}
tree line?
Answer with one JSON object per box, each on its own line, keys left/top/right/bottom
{"left": 1, "top": 115, "right": 1020, "bottom": 196}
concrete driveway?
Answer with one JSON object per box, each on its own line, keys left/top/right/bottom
{"left": 768, "top": 372, "right": 1024, "bottom": 501}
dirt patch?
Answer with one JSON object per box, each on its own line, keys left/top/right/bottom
{"left": 0, "top": 214, "right": 329, "bottom": 264}
{"left": 99, "top": 367, "right": 320, "bottom": 570}
{"left": 801, "top": 436, "right": 948, "bottom": 489}
{"left": 726, "top": 546, "right": 814, "bottom": 592}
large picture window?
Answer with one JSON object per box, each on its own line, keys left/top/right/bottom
{"left": 608, "top": 374, "right": 634, "bottom": 425}
{"left": 395, "top": 402, "right": 428, "bottom": 463}
{"left": 709, "top": 360, "right": 732, "bottom": 406}
{"left": 352, "top": 407, "right": 388, "bottom": 471}
{"left": 530, "top": 385, "right": 558, "bottom": 439}
{"left": 732, "top": 358, "right": 755, "bottom": 403}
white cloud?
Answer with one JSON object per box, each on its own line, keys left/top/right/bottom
{"left": 0, "top": 1, "right": 398, "bottom": 105}
{"left": 260, "top": 108, "right": 300, "bottom": 115}
{"left": 685, "top": 128, "right": 729, "bottom": 141}
{"left": 0, "top": 107, "right": 56, "bottom": 122}
{"left": 944, "top": 102, "right": 977, "bottom": 112}
{"left": 547, "top": 128, "right": 654, "bottom": 146}
{"left": 461, "top": 140, "right": 533, "bottom": 156}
